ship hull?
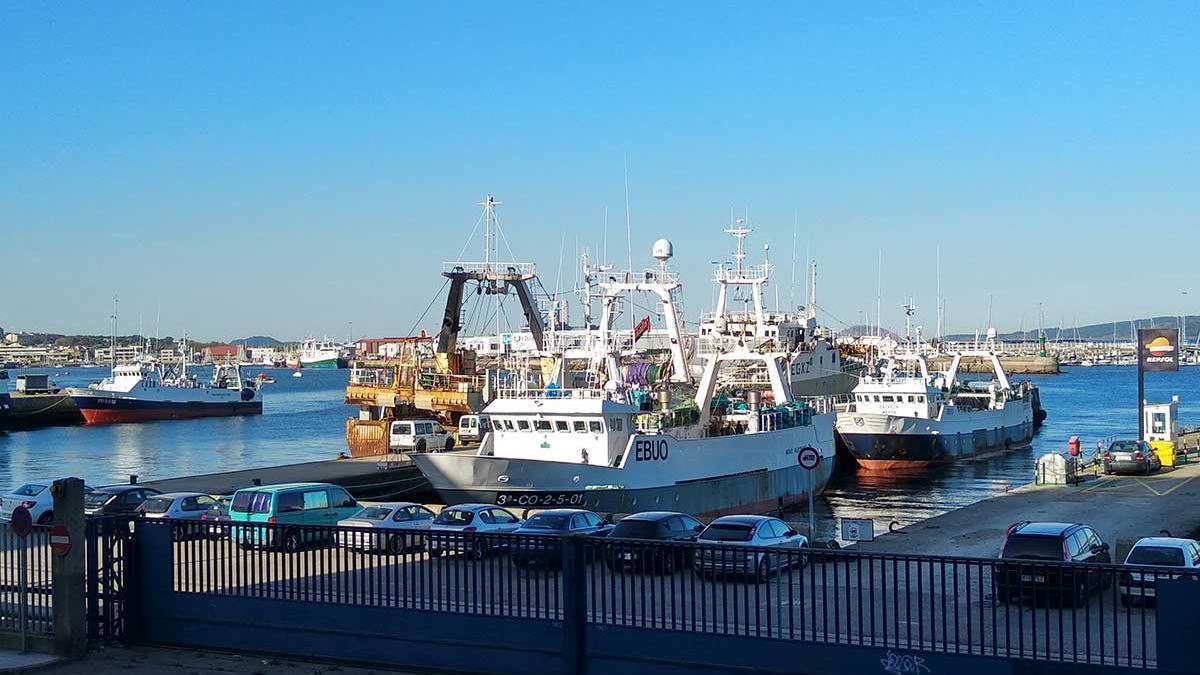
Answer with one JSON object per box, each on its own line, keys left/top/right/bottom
{"left": 838, "top": 402, "right": 1034, "bottom": 471}
{"left": 413, "top": 414, "right": 837, "bottom": 517}
{"left": 68, "top": 388, "right": 263, "bottom": 425}
{"left": 300, "top": 357, "right": 346, "bottom": 369}
{"left": 0, "top": 392, "right": 84, "bottom": 430}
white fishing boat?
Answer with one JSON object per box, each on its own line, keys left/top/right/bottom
{"left": 837, "top": 349, "right": 1040, "bottom": 471}
{"left": 412, "top": 238, "right": 837, "bottom": 517}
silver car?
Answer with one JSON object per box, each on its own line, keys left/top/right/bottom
{"left": 140, "top": 492, "right": 218, "bottom": 521}
{"left": 692, "top": 515, "right": 808, "bottom": 583}
{"left": 336, "top": 502, "right": 436, "bottom": 553}
{"left": 427, "top": 504, "right": 522, "bottom": 558}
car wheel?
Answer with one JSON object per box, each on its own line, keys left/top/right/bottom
{"left": 172, "top": 526, "right": 188, "bottom": 543}
{"left": 387, "top": 534, "right": 404, "bottom": 555}
{"left": 428, "top": 545, "right": 444, "bottom": 558}
{"left": 36, "top": 511, "right": 53, "bottom": 526}
{"left": 471, "top": 540, "right": 487, "bottom": 560}
{"left": 444, "top": 438, "right": 455, "bottom": 452}
{"left": 755, "top": 555, "right": 771, "bottom": 584}
{"left": 415, "top": 439, "right": 427, "bottom": 454}
{"left": 282, "top": 530, "right": 301, "bottom": 553}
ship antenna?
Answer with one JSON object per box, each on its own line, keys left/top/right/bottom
{"left": 110, "top": 295, "right": 118, "bottom": 371}
{"left": 624, "top": 154, "right": 634, "bottom": 334}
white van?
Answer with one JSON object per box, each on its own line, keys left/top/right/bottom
{"left": 389, "top": 419, "right": 454, "bottom": 453}
{"left": 457, "top": 414, "right": 492, "bottom": 444}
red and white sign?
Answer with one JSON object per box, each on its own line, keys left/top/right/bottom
{"left": 797, "top": 446, "right": 822, "bottom": 471}
{"left": 49, "top": 525, "right": 72, "bottom": 557}
{"left": 9, "top": 506, "right": 32, "bottom": 539}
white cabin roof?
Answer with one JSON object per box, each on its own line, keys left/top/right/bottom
{"left": 484, "top": 395, "right": 638, "bottom": 416}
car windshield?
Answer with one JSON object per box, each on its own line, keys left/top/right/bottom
{"left": 524, "top": 514, "right": 569, "bottom": 530}
{"left": 231, "top": 491, "right": 273, "bottom": 514}
{"left": 1127, "top": 546, "right": 1185, "bottom": 566}
{"left": 351, "top": 507, "right": 394, "bottom": 521}
{"left": 1002, "top": 535, "right": 1063, "bottom": 560}
{"left": 84, "top": 492, "right": 116, "bottom": 508}
{"left": 141, "top": 497, "right": 173, "bottom": 514}
{"left": 611, "top": 520, "right": 661, "bottom": 539}
{"left": 12, "top": 484, "right": 46, "bottom": 497}
{"left": 699, "top": 523, "right": 754, "bottom": 542}
{"left": 434, "top": 509, "right": 474, "bottom": 525}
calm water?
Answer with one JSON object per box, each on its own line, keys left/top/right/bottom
{"left": 1, "top": 365, "right": 1196, "bottom": 537}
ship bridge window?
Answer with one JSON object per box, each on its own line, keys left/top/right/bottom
{"left": 517, "top": 419, "right": 531, "bottom": 431}
{"left": 535, "top": 420, "right": 552, "bottom": 432}
{"left": 573, "top": 420, "right": 587, "bottom": 433}
{"left": 907, "top": 395, "right": 915, "bottom": 403}
{"left": 555, "top": 420, "right": 570, "bottom": 432}
{"left": 873, "top": 395, "right": 880, "bottom": 402}
{"left": 608, "top": 418, "right": 624, "bottom": 432}
{"left": 882, "top": 395, "right": 895, "bottom": 402}
{"left": 917, "top": 395, "right": 925, "bottom": 403}
{"left": 589, "top": 420, "right": 603, "bottom": 433}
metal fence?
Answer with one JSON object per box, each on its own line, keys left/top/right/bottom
{"left": 86, "top": 516, "right": 133, "bottom": 642}
{"left": 0, "top": 524, "right": 54, "bottom": 636}
{"left": 152, "top": 519, "right": 1177, "bottom": 670}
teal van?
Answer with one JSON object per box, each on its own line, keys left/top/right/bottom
{"left": 229, "top": 482, "right": 360, "bottom": 551}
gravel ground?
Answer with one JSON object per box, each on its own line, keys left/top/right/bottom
{"left": 42, "top": 646, "right": 433, "bottom": 675}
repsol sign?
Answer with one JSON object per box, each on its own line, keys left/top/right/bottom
{"left": 634, "top": 438, "right": 670, "bottom": 462}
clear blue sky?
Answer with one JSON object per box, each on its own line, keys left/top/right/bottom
{"left": 3, "top": 2, "right": 1197, "bottom": 341}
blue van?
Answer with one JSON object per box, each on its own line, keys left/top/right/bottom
{"left": 229, "top": 482, "right": 360, "bottom": 551}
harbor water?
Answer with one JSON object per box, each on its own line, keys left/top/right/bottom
{"left": 1, "top": 365, "right": 1196, "bottom": 540}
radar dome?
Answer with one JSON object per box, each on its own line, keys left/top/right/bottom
{"left": 652, "top": 238, "right": 674, "bottom": 261}
{"left": 986, "top": 327, "right": 998, "bottom": 340}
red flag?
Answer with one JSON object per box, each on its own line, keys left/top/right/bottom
{"left": 634, "top": 316, "right": 651, "bottom": 342}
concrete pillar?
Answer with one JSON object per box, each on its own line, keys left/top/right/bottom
{"left": 50, "top": 477, "right": 86, "bottom": 659}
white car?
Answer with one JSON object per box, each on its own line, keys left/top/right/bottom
{"left": 0, "top": 481, "right": 91, "bottom": 525}
{"left": 427, "top": 503, "right": 522, "bottom": 558}
{"left": 457, "top": 414, "right": 492, "bottom": 445}
{"left": 139, "top": 492, "right": 219, "bottom": 521}
{"left": 692, "top": 515, "right": 808, "bottom": 583}
{"left": 1120, "top": 536, "right": 1200, "bottom": 606}
{"left": 389, "top": 419, "right": 454, "bottom": 453}
{"left": 336, "top": 502, "right": 436, "bottom": 553}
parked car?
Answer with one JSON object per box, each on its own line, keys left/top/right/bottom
{"left": 0, "top": 480, "right": 92, "bottom": 525}
{"left": 1104, "top": 440, "right": 1162, "bottom": 475}
{"left": 457, "top": 414, "right": 492, "bottom": 445}
{"left": 605, "top": 511, "right": 704, "bottom": 574}
{"left": 692, "top": 515, "right": 807, "bottom": 583}
{"left": 427, "top": 504, "right": 522, "bottom": 558}
{"left": 229, "top": 482, "right": 361, "bottom": 552}
{"left": 995, "top": 522, "right": 1111, "bottom": 606}
{"left": 509, "top": 509, "right": 612, "bottom": 566}
{"left": 1119, "top": 537, "right": 1200, "bottom": 606}
{"left": 390, "top": 419, "right": 454, "bottom": 453}
{"left": 336, "top": 502, "right": 436, "bottom": 553}
{"left": 139, "top": 492, "right": 218, "bottom": 520}
{"left": 84, "top": 485, "right": 162, "bottom": 517}
{"left": 200, "top": 495, "right": 233, "bottom": 540}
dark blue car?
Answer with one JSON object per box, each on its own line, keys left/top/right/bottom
{"left": 510, "top": 509, "right": 612, "bottom": 566}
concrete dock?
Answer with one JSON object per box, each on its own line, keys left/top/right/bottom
{"left": 139, "top": 455, "right": 434, "bottom": 501}
{"left": 855, "top": 460, "right": 1200, "bottom": 558}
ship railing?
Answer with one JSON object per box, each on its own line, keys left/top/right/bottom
{"left": 795, "top": 395, "right": 840, "bottom": 415}
{"left": 495, "top": 387, "right": 627, "bottom": 403}
{"left": 713, "top": 263, "right": 771, "bottom": 282}
{"left": 440, "top": 261, "right": 537, "bottom": 278}
{"left": 350, "top": 367, "right": 396, "bottom": 387}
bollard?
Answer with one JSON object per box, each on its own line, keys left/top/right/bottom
{"left": 50, "top": 478, "right": 86, "bottom": 659}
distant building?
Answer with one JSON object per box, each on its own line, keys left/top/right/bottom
{"left": 4, "top": 333, "right": 21, "bottom": 345}
{"left": 202, "top": 344, "right": 244, "bottom": 363}
{"left": 354, "top": 336, "right": 427, "bottom": 358}
{"left": 93, "top": 344, "right": 146, "bottom": 364}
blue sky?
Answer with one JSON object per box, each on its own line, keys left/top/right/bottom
{"left": 2, "top": 2, "right": 1197, "bottom": 341}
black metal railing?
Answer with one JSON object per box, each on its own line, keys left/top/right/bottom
{"left": 152, "top": 519, "right": 1177, "bottom": 669}
{"left": 85, "top": 516, "right": 133, "bottom": 642}
{"left": 0, "top": 524, "right": 54, "bottom": 635}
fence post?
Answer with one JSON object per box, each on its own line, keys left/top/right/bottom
{"left": 560, "top": 535, "right": 588, "bottom": 675}
{"left": 50, "top": 477, "right": 86, "bottom": 659}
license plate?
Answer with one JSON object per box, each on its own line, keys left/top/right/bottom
{"left": 1020, "top": 574, "right": 1045, "bottom": 583}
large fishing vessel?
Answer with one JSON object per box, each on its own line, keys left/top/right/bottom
{"left": 836, "top": 349, "right": 1039, "bottom": 471}
{"left": 68, "top": 359, "right": 264, "bottom": 424}
{"left": 412, "top": 238, "right": 837, "bottom": 517}
{"left": 300, "top": 338, "right": 351, "bottom": 369}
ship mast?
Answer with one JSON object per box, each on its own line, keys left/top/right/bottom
{"left": 109, "top": 295, "right": 118, "bottom": 370}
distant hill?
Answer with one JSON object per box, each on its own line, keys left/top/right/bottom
{"left": 948, "top": 315, "right": 1200, "bottom": 343}
{"left": 232, "top": 336, "right": 286, "bottom": 348}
